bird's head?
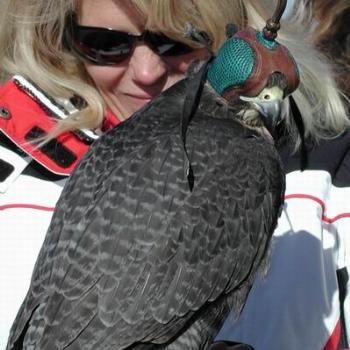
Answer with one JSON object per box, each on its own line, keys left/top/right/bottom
{"left": 238, "top": 72, "right": 289, "bottom": 135}
{"left": 206, "top": 4, "right": 300, "bottom": 138}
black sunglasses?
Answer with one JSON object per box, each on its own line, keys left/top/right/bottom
{"left": 64, "top": 15, "right": 194, "bottom": 65}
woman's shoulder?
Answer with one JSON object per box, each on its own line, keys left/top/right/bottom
{"left": 0, "top": 76, "right": 93, "bottom": 177}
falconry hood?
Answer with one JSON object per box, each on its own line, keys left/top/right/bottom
{"left": 207, "top": 0, "right": 300, "bottom": 130}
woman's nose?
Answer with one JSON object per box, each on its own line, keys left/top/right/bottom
{"left": 129, "top": 43, "right": 168, "bottom": 86}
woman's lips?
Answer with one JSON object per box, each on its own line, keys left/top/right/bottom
{"left": 126, "top": 93, "right": 155, "bottom": 106}
{"left": 128, "top": 93, "right": 154, "bottom": 100}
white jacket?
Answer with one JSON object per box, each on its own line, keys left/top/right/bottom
{"left": 216, "top": 132, "right": 350, "bottom": 349}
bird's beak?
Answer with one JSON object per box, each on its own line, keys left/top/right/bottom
{"left": 253, "top": 100, "right": 282, "bottom": 129}
{"left": 239, "top": 86, "right": 287, "bottom": 137}
{"left": 239, "top": 96, "right": 283, "bottom": 128}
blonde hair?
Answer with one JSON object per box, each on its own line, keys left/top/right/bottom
{"left": 0, "top": 0, "right": 348, "bottom": 143}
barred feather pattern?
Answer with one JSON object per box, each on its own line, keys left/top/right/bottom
{"left": 7, "top": 76, "right": 285, "bottom": 350}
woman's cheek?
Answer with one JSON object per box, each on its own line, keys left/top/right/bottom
{"left": 84, "top": 63, "right": 127, "bottom": 89}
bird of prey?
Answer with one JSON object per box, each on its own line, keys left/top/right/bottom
{"left": 7, "top": 1, "right": 299, "bottom": 349}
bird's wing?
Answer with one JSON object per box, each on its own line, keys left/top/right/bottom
{"left": 8, "top": 82, "right": 284, "bottom": 350}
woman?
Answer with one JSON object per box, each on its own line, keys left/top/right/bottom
{"left": 216, "top": 2, "right": 350, "bottom": 349}
{"left": 0, "top": 0, "right": 348, "bottom": 348}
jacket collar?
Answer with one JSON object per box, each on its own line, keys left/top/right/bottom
{"left": 0, "top": 76, "right": 121, "bottom": 176}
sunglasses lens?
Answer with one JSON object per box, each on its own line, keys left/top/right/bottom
{"left": 65, "top": 15, "right": 195, "bottom": 65}
{"left": 70, "top": 27, "right": 133, "bottom": 64}
{"left": 146, "top": 32, "right": 194, "bottom": 56}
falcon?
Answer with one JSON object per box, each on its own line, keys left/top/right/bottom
{"left": 7, "top": 1, "right": 299, "bottom": 349}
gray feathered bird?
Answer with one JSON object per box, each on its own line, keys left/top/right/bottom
{"left": 7, "top": 4, "right": 299, "bottom": 349}
{"left": 7, "top": 77, "right": 284, "bottom": 350}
